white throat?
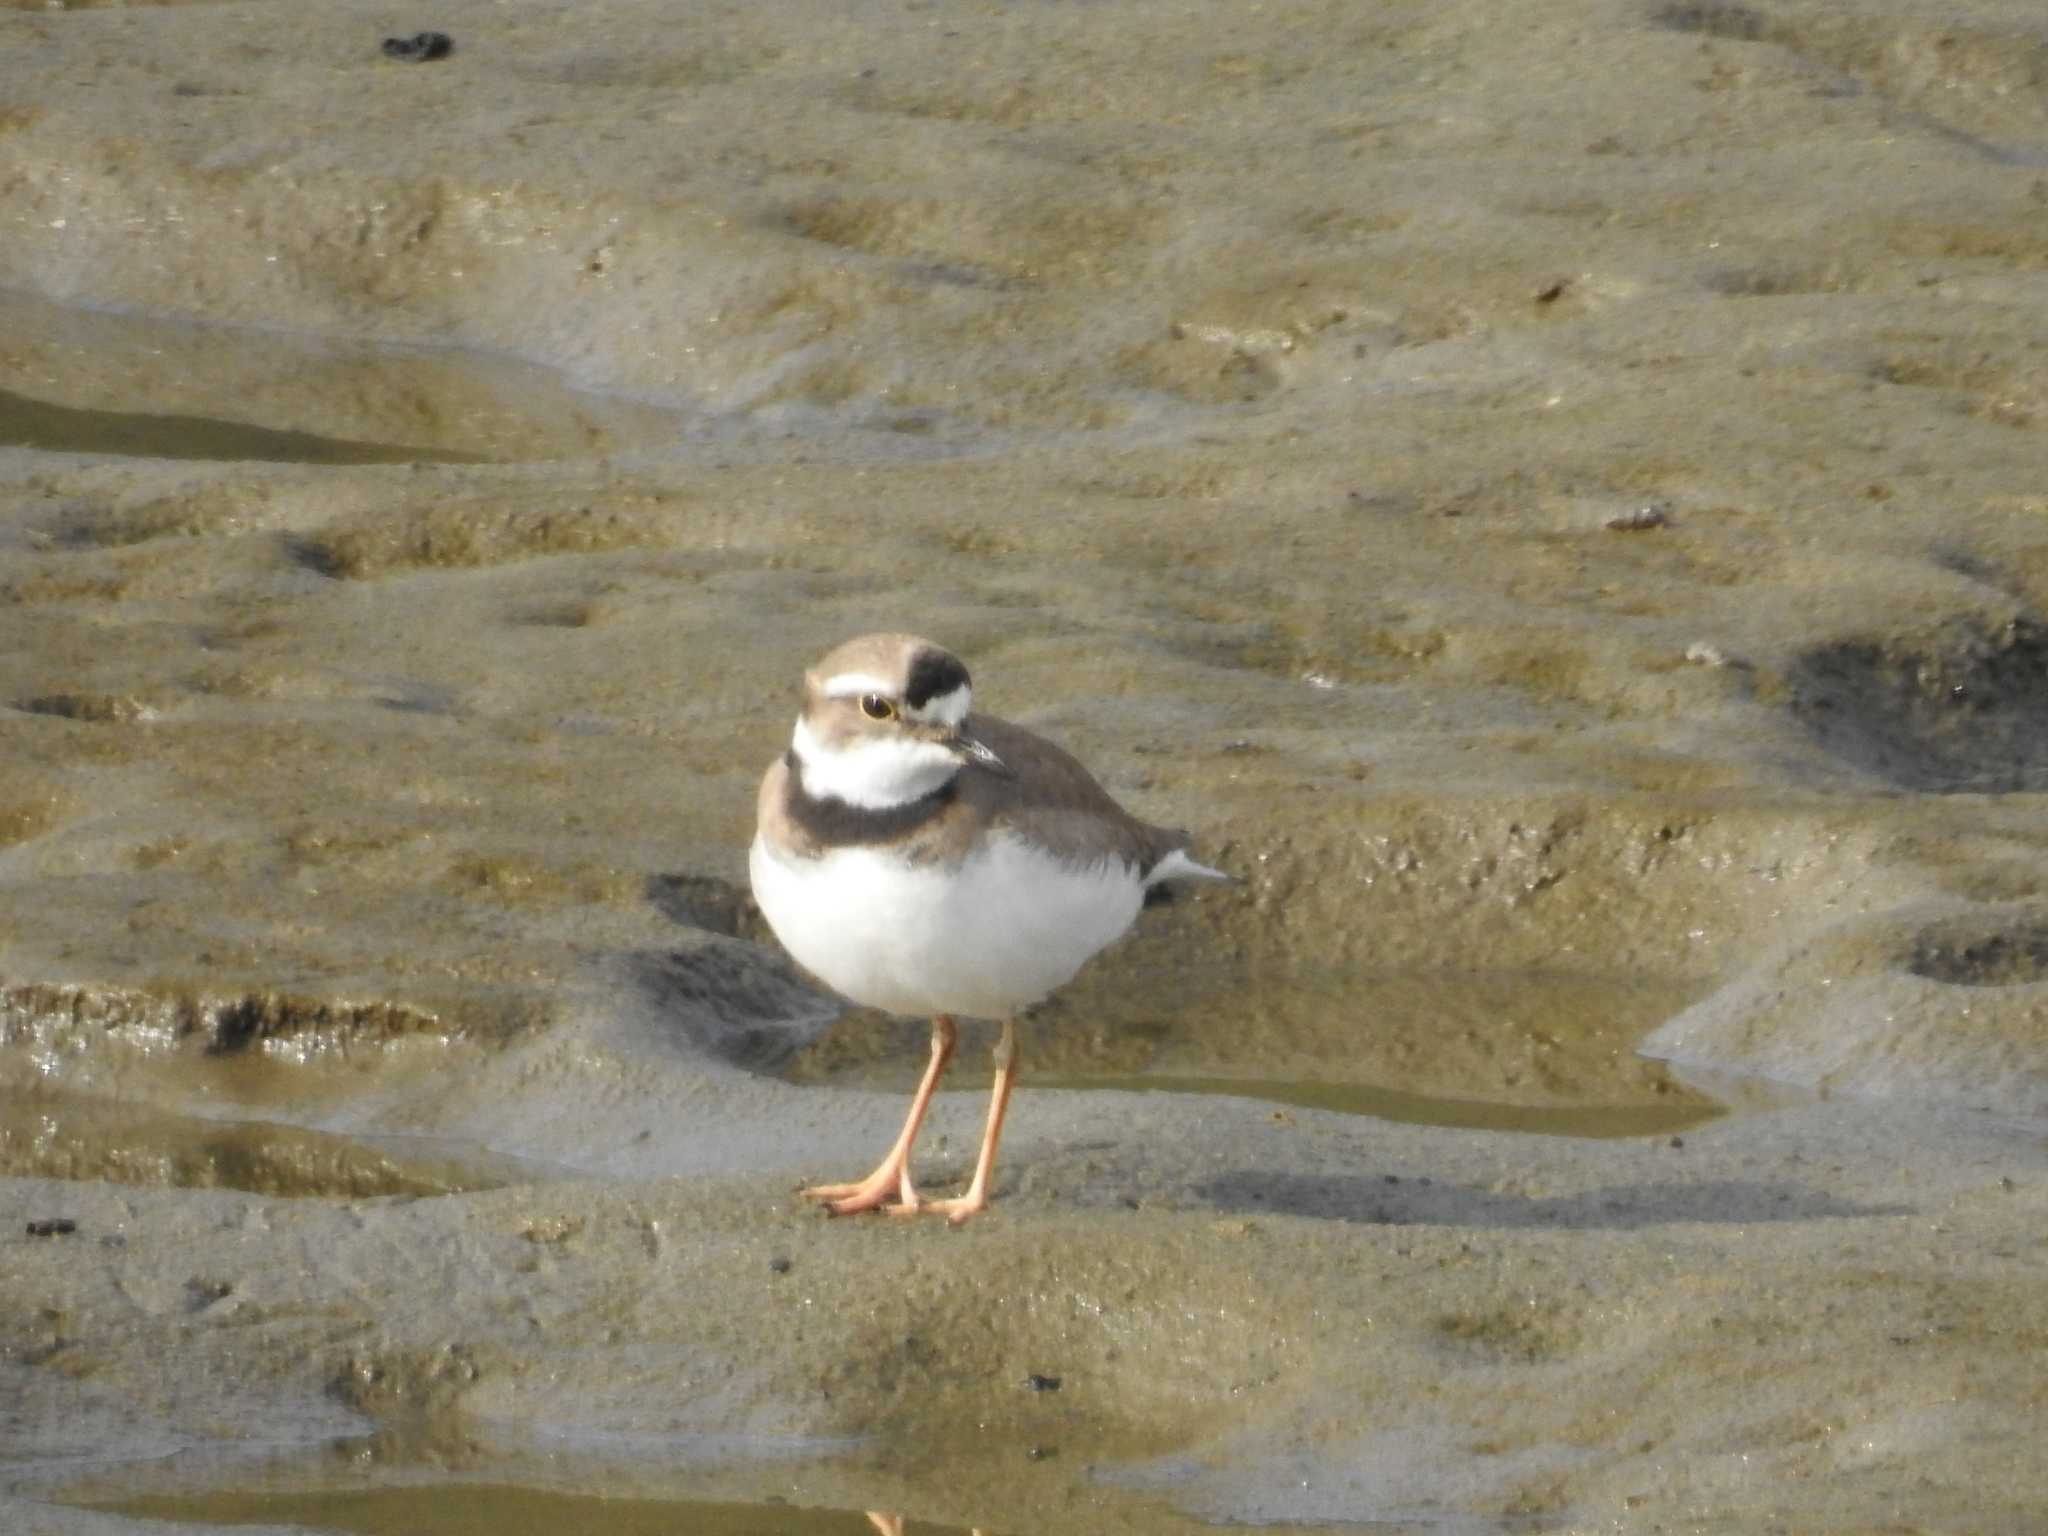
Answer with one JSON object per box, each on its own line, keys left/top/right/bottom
{"left": 791, "top": 715, "right": 960, "bottom": 810}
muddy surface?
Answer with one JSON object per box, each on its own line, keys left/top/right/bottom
{"left": 4, "top": 0, "right": 2048, "bottom": 1529}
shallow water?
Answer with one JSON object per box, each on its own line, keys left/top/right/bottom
{"left": 63, "top": 1450, "right": 1423, "bottom": 1536}
{"left": 785, "top": 967, "right": 1715, "bottom": 1125}
{"left": 89, "top": 1487, "right": 980, "bottom": 1536}
{"left": 74, "top": 1487, "right": 1418, "bottom": 1536}
{"left": 1045, "top": 1076, "right": 1719, "bottom": 1140}
{"left": 0, "top": 1088, "right": 526, "bottom": 1198}
{"left": 0, "top": 385, "right": 487, "bottom": 466}
{"left": 0, "top": 290, "right": 688, "bottom": 465}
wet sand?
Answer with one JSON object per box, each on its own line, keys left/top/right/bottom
{"left": 4, "top": 0, "right": 2048, "bottom": 1528}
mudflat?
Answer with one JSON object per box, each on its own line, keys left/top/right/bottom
{"left": 4, "top": 0, "right": 2047, "bottom": 1529}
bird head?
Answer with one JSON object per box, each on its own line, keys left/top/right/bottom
{"left": 790, "top": 633, "right": 1008, "bottom": 808}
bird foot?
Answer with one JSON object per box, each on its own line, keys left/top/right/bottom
{"left": 800, "top": 1177, "right": 898, "bottom": 1216}
{"left": 801, "top": 1158, "right": 921, "bottom": 1216}
{"left": 801, "top": 1168, "right": 988, "bottom": 1222}
{"left": 919, "top": 1191, "right": 991, "bottom": 1226}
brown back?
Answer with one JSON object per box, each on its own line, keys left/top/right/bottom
{"left": 762, "top": 712, "right": 1189, "bottom": 876}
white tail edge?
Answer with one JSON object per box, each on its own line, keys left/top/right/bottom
{"left": 1148, "top": 847, "right": 1234, "bottom": 885}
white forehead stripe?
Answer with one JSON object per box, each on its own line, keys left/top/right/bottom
{"left": 907, "top": 683, "right": 971, "bottom": 728}
{"left": 821, "top": 672, "right": 894, "bottom": 700}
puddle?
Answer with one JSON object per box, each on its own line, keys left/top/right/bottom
{"left": 0, "top": 288, "right": 687, "bottom": 465}
{"left": 784, "top": 967, "right": 1719, "bottom": 1136}
{"left": 45, "top": 1438, "right": 1319, "bottom": 1536}
{"left": 83, "top": 1486, "right": 984, "bottom": 1536}
{"left": 51, "top": 1458, "right": 1425, "bottom": 1536}
{"left": 69, "top": 1479, "right": 1398, "bottom": 1536}
{"left": 0, "top": 383, "right": 488, "bottom": 466}
{"left": 0, "top": 1089, "right": 519, "bottom": 1198}
{"left": 1038, "top": 1075, "right": 1720, "bottom": 1139}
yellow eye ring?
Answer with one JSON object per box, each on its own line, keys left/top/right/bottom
{"left": 859, "top": 694, "right": 897, "bottom": 721}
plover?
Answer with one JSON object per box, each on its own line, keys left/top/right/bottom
{"left": 750, "top": 633, "right": 1228, "bottom": 1223}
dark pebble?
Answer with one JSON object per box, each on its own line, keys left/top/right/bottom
{"left": 768, "top": 1256, "right": 793, "bottom": 1274}
{"left": 26, "top": 1218, "right": 77, "bottom": 1238}
{"left": 1606, "top": 506, "right": 1671, "bottom": 532}
{"left": 381, "top": 32, "right": 454, "bottom": 62}
{"left": 1026, "top": 1373, "right": 1061, "bottom": 1392}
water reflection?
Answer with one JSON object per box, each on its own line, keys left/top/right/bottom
{"left": 869, "top": 1514, "right": 985, "bottom": 1536}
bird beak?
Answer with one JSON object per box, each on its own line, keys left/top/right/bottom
{"left": 950, "top": 730, "right": 1011, "bottom": 777}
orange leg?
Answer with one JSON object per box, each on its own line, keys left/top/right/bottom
{"left": 801, "top": 1015, "right": 956, "bottom": 1216}
{"left": 923, "top": 1018, "right": 1016, "bottom": 1225}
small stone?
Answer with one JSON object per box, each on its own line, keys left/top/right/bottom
{"left": 381, "top": 31, "right": 454, "bottom": 62}
{"left": 1026, "top": 1373, "right": 1061, "bottom": 1392}
{"left": 1605, "top": 505, "right": 1669, "bottom": 531}
{"left": 768, "top": 1256, "right": 793, "bottom": 1274}
{"left": 25, "top": 1218, "right": 77, "bottom": 1238}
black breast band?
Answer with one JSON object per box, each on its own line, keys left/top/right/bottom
{"left": 785, "top": 750, "right": 957, "bottom": 847}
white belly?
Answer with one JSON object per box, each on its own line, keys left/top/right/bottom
{"left": 748, "top": 832, "right": 1146, "bottom": 1019}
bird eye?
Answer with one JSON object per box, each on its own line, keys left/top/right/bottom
{"left": 859, "top": 694, "right": 897, "bottom": 721}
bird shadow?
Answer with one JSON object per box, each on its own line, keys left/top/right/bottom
{"left": 615, "top": 942, "right": 840, "bottom": 1075}
{"left": 1195, "top": 1170, "right": 1912, "bottom": 1229}
{"left": 624, "top": 871, "right": 849, "bottom": 1073}
{"left": 643, "top": 872, "right": 772, "bottom": 943}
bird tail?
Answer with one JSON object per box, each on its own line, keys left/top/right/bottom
{"left": 1146, "top": 847, "right": 1236, "bottom": 885}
